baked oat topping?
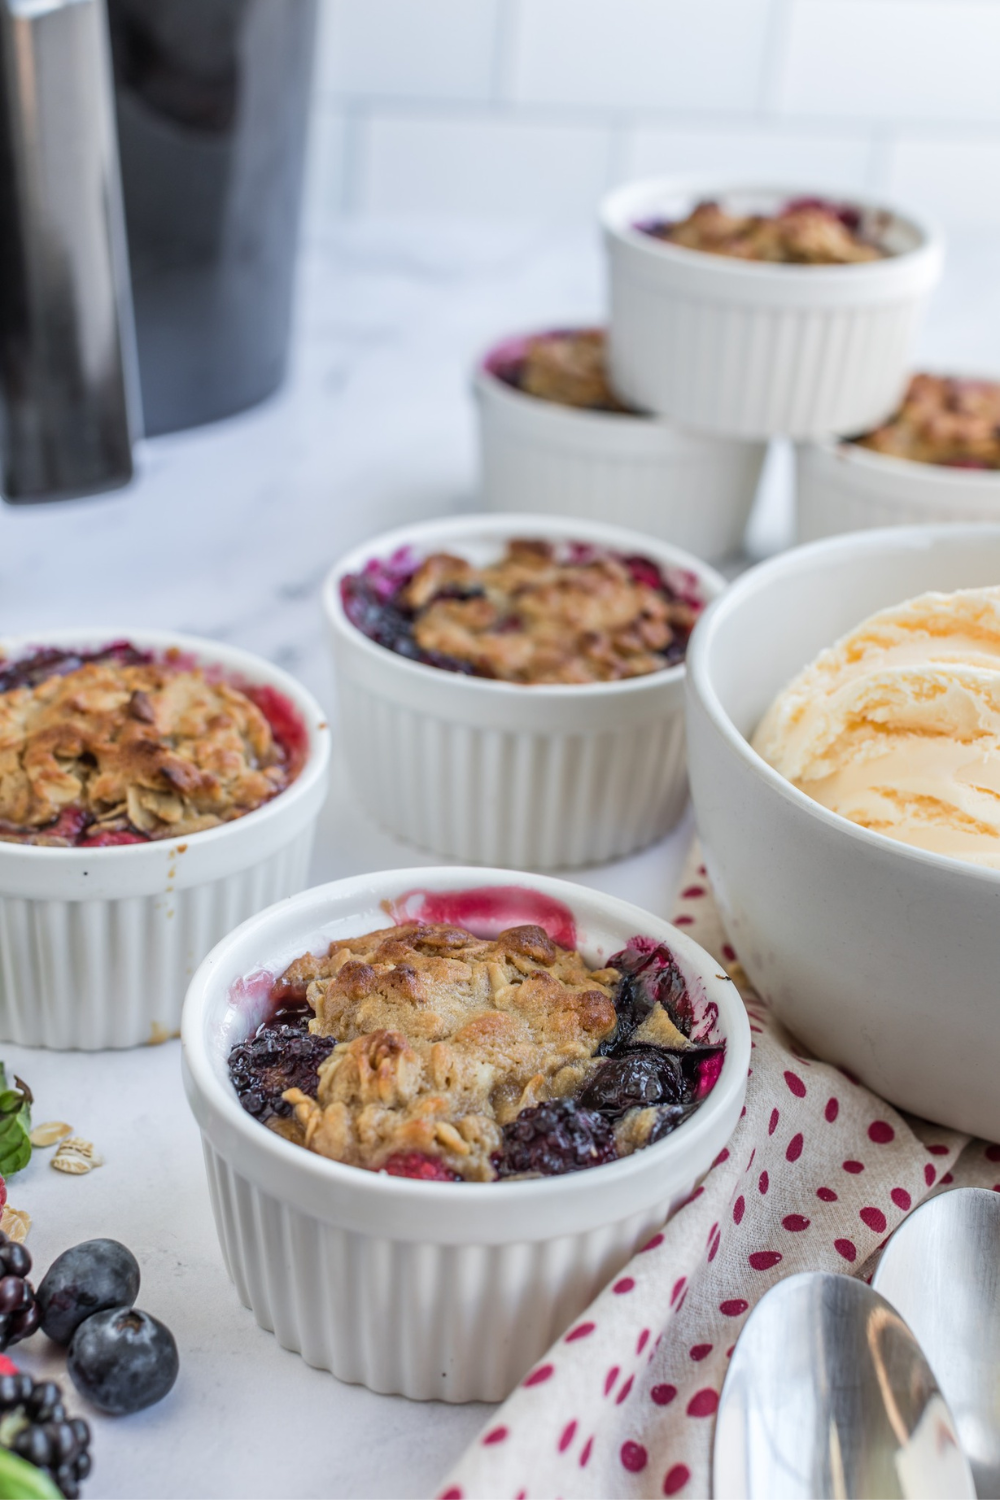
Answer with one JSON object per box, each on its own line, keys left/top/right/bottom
{"left": 0, "top": 645, "right": 303, "bottom": 846}
{"left": 641, "top": 197, "right": 886, "bottom": 265}
{"left": 493, "top": 329, "right": 631, "bottom": 413}
{"left": 229, "top": 922, "right": 724, "bottom": 1183}
{"left": 341, "top": 539, "right": 703, "bottom": 684}
{"left": 852, "top": 373, "right": 1000, "bottom": 469}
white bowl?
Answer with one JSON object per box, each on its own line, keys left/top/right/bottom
{"left": 602, "top": 180, "right": 943, "bottom": 439}
{"left": 474, "top": 330, "right": 766, "bottom": 563}
{"left": 0, "top": 630, "right": 330, "bottom": 1050}
{"left": 685, "top": 524, "right": 1000, "bottom": 1138}
{"left": 181, "top": 865, "right": 750, "bottom": 1401}
{"left": 797, "top": 435, "right": 1000, "bottom": 542}
{"left": 322, "top": 513, "right": 723, "bottom": 869}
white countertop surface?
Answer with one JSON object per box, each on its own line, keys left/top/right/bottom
{"left": 0, "top": 219, "right": 997, "bottom": 1500}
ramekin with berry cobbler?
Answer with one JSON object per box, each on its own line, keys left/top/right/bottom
{"left": 0, "top": 631, "right": 329, "bottom": 1049}
{"left": 181, "top": 866, "right": 750, "bottom": 1402}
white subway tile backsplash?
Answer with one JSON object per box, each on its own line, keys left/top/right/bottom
{"left": 887, "top": 135, "right": 1000, "bottom": 230}
{"left": 508, "top": 0, "right": 773, "bottom": 112}
{"left": 318, "top": 0, "right": 500, "bottom": 102}
{"left": 624, "top": 124, "right": 873, "bottom": 194}
{"left": 357, "top": 110, "right": 614, "bottom": 219}
{"left": 778, "top": 1, "right": 1000, "bottom": 124}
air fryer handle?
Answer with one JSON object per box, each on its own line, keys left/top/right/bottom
{"left": 0, "top": 0, "right": 141, "bottom": 504}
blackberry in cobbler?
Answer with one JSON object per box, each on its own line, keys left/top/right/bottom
{"left": 341, "top": 538, "right": 703, "bottom": 685}
{"left": 227, "top": 914, "right": 725, "bottom": 1182}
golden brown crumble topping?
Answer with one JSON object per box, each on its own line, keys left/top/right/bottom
{"left": 280, "top": 921, "right": 632, "bottom": 1180}
{"left": 651, "top": 199, "right": 884, "bottom": 265}
{"left": 853, "top": 373, "right": 1000, "bottom": 469}
{"left": 0, "top": 657, "right": 293, "bottom": 843}
{"left": 517, "top": 330, "right": 630, "bottom": 412}
{"left": 401, "top": 539, "right": 695, "bottom": 684}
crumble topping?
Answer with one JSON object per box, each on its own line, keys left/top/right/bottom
{"left": 643, "top": 197, "right": 886, "bottom": 265}
{"left": 342, "top": 539, "right": 702, "bottom": 684}
{"left": 0, "top": 650, "right": 297, "bottom": 844}
{"left": 503, "top": 329, "right": 630, "bottom": 413}
{"left": 852, "top": 373, "right": 1000, "bottom": 469}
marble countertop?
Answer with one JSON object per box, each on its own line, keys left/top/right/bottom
{"left": 0, "top": 218, "right": 997, "bottom": 1500}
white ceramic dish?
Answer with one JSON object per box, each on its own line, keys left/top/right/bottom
{"left": 0, "top": 630, "right": 329, "bottom": 1050}
{"left": 475, "top": 329, "right": 766, "bottom": 563}
{"left": 322, "top": 513, "right": 723, "bottom": 869}
{"left": 685, "top": 524, "right": 1000, "bottom": 1138}
{"left": 602, "top": 180, "right": 943, "bottom": 439}
{"left": 181, "top": 865, "right": 750, "bottom": 1402}
{"left": 797, "top": 434, "right": 1000, "bottom": 542}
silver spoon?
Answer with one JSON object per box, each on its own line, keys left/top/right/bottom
{"left": 713, "top": 1271, "right": 974, "bottom": 1499}
{"left": 872, "top": 1187, "right": 1000, "bottom": 1499}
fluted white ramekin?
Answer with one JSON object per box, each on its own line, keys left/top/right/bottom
{"left": 474, "top": 330, "right": 766, "bottom": 563}
{"left": 602, "top": 180, "right": 943, "bottom": 439}
{"left": 322, "top": 514, "right": 723, "bottom": 868}
{"left": 797, "top": 435, "right": 1000, "bottom": 541}
{"left": 181, "top": 866, "right": 750, "bottom": 1402}
{"left": 0, "top": 630, "right": 330, "bottom": 1050}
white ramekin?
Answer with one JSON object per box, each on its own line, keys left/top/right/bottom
{"left": 797, "top": 435, "right": 1000, "bottom": 541}
{"left": 0, "top": 630, "right": 330, "bottom": 1050}
{"left": 322, "top": 513, "right": 723, "bottom": 869}
{"left": 474, "top": 331, "right": 766, "bottom": 563}
{"left": 602, "top": 180, "right": 944, "bottom": 439}
{"left": 181, "top": 866, "right": 750, "bottom": 1402}
{"left": 685, "top": 524, "right": 1000, "bottom": 1140}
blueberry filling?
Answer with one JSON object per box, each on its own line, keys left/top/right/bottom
{"left": 0, "top": 641, "right": 151, "bottom": 695}
{"left": 227, "top": 1000, "right": 336, "bottom": 1122}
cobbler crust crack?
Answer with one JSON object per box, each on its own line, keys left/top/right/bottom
{"left": 0, "top": 657, "right": 291, "bottom": 843}
{"left": 279, "top": 921, "right": 694, "bottom": 1182}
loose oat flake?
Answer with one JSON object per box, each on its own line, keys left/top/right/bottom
{"left": 29, "top": 1121, "right": 71, "bottom": 1148}
{"left": 51, "top": 1138, "right": 103, "bottom": 1175}
{"left": 0, "top": 1206, "right": 30, "bottom": 1242}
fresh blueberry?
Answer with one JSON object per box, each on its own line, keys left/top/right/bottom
{"left": 67, "top": 1307, "right": 178, "bottom": 1415}
{"left": 37, "top": 1240, "right": 140, "bottom": 1347}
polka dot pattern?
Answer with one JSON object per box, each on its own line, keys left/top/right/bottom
{"left": 443, "top": 852, "right": 982, "bottom": 1500}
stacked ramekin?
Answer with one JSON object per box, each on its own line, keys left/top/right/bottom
{"left": 182, "top": 866, "right": 751, "bottom": 1402}
{"left": 0, "top": 630, "right": 329, "bottom": 1050}
{"left": 323, "top": 512, "right": 722, "bottom": 868}
{"left": 475, "top": 331, "right": 766, "bottom": 563}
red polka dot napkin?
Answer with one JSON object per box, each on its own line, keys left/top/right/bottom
{"left": 439, "top": 848, "right": 1000, "bottom": 1500}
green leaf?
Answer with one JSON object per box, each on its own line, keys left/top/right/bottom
{"left": 0, "top": 1448, "right": 61, "bottom": 1498}
{"left": 0, "top": 1067, "right": 30, "bottom": 1178}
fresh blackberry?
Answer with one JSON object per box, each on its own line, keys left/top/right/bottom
{"left": 0, "top": 1234, "right": 39, "bottom": 1351}
{"left": 0, "top": 1369, "right": 91, "bottom": 1498}
{"left": 227, "top": 1003, "right": 336, "bottom": 1121}
{"left": 495, "top": 1099, "right": 617, "bottom": 1178}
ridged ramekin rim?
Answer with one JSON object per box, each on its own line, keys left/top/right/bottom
{"left": 687, "top": 522, "right": 1000, "bottom": 886}
{"left": 181, "top": 865, "right": 752, "bottom": 1210}
{"left": 322, "top": 511, "right": 725, "bottom": 702}
{"left": 0, "top": 627, "right": 330, "bottom": 864}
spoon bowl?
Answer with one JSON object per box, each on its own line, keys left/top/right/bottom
{"left": 713, "top": 1271, "right": 974, "bottom": 1499}
{"left": 872, "top": 1187, "right": 1000, "bottom": 1499}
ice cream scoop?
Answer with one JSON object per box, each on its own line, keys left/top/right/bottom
{"left": 752, "top": 586, "right": 1000, "bottom": 867}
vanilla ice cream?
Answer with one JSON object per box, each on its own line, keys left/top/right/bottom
{"left": 752, "top": 586, "right": 1000, "bottom": 867}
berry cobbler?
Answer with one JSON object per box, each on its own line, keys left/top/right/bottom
{"left": 488, "top": 329, "right": 631, "bottom": 413}
{"left": 227, "top": 921, "right": 724, "bottom": 1181}
{"left": 341, "top": 539, "right": 703, "bottom": 684}
{"left": 640, "top": 197, "right": 887, "bottom": 265}
{"left": 852, "top": 373, "right": 1000, "bottom": 469}
{"left": 0, "top": 642, "right": 305, "bottom": 846}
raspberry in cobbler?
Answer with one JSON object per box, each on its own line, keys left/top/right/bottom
{"left": 0, "top": 642, "right": 305, "bottom": 847}
{"left": 227, "top": 921, "right": 724, "bottom": 1182}
{"left": 852, "top": 373, "right": 1000, "bottom": 470}
{"left": 640, "top": 196, "right": 887, "bottom": 265}
{"left": 341, "top": 538, "right": 703, "bottom": 684}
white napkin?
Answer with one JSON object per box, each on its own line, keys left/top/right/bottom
{"left": 440, "top": 848, "right": 1000, "bottom": 1500}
